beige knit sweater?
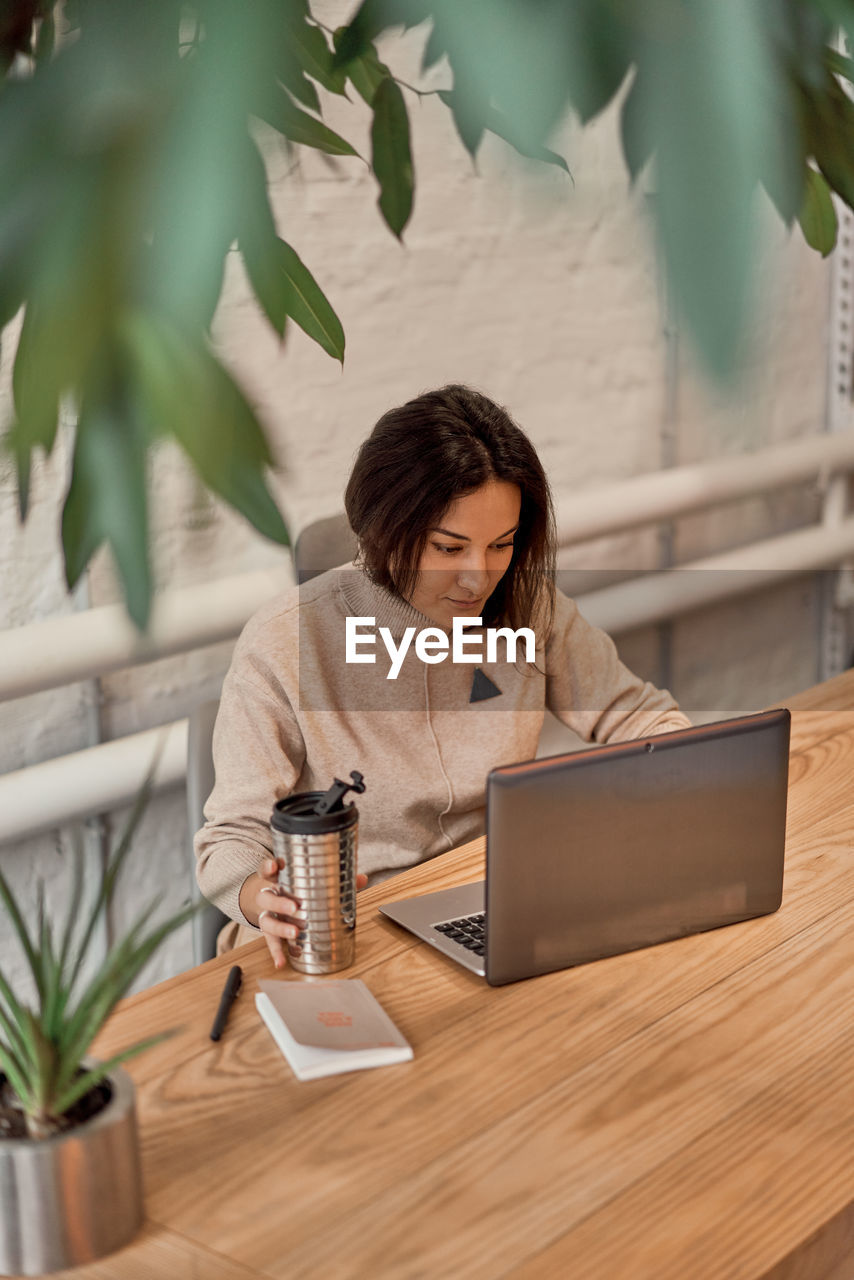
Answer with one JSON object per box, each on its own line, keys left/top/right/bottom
{"left": 195, "top": 566, "right": 690, "bottom": 948}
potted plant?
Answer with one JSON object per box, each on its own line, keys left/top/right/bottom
{"left": 0, "top": 778, "right": 199, "bottom": 1275}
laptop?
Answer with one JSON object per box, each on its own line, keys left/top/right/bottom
{"left": 379, "top": 708, "right": 791, "bottom": 985}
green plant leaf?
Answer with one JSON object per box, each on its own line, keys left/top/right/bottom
{"left": 371, "top": 76, "right": 413, "bottom": 238}
{"left": 278, "top": 57, "right": 322, "bottom": 113}
{"left": 38, "top": 884, "right": 66, "bottom": 1041}
{"left": 61, "top": 384, "right": 152, "bottom": 630}
{"left": 635, "top": 0, "right": 780, "bottom": 379}
{"left": 332, "top": 27, "right": 389, "bottom": 105}
{"left": 437, "top": 84, "right": 486, "bottom": 161}
{"left": 283, "top": 12, "right": 347, "bottom": 95}
{"left": 757, "top": 75, "right": 806, "bottom": 228}
{"left": 0, "top": 963, "right": 37, "bottom": 1075}
{"left": 0, "top": 864, "right": 46, "bottom": 1003}
{"left": 255, "top": 87, "right": 359, "bottom": 156}
{"left": 57, "top": 901, "right": 163, "bottom": 1077}
{"left": 63, "top": 760, "right": 160, "bottom": 1001}
{"left": 57, "top": 899, "right": 199, "bottom": 1091}
{"left": 0, "top": 758, "right": 202, "bottom": 1128}
{"left": 562, "top": 0, "right": 632, "bottom": 125}
{"left": 0, "top": 1042, "right": 31, "bottom": 1111}
{"left": 421, "top": 16, "right": 446, "bottom": 72}
{"left": 11, "top": 304, "right": 62, "bottom": 459}
{"left": 450, "top": 94, "right": 571, "bottom": 174}
{"left": 50, "top": 836, "right": 86, "bottom": 1033}
{"left": 420, "top": 0, "right": 572, "bottom": 157}
{"left": 52, "top": 1030, "right": 177, "bottom": 1118}
{"left": 798, "top": 166, "right": 838, "bottom": 255}
{"left": 123, "top": 312, "right": 289, "bottom": 547}
{"left": 620, "top": 69, "right": 652, "bottom": 184}
{"left": 8, "top": 148, "right": 125, "bottom": 463}
{"left": 804, "top": 77, "right": 854, "bottom": 212}
{"left": 141, "top": 0, "right": 284, "bottom": 331}
{"left": 0, "top": 263, "right": 26, "bottom": 333}
{"left": 330, "top": 0, "right": 388, "bottom": 67}
{"left": 826, "top": 46, "right": 854, "bottom": 83}
{"left": 243, "top": 235, "right": 345, "bottom": 360}
{"left": 22, "top": 1009, "right": 58, "bottom": 1118}
{"left": 57, "top": 923, "right": 159, "bottom": 1084}
{"left": 34, "top": 11, "right": 55, "bottom": 64}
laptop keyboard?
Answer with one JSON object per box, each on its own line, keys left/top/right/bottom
{"left": 434, "top": 913, "right": 486, "bottom": 956}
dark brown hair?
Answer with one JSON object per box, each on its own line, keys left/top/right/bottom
{"left": 344, "top": 385, "right": 556, "bottom": 634}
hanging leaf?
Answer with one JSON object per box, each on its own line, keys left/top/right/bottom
{"left": 332, "top": 0, "right": 392, "bottom": 68}
{"left": 371, "top": 76, "right": 413, "bottom": 239}
{"left": 826, "top": 46, "right": 854, "bottom": 83}
{"left": 423, "top": 0, "right": 573, "bottom": 158}
{"left": 33, "top": 12, "right": 55, "bottom": 64}
{"left": 11, "top": 304, "right": 61, "bottom": 456}
{"left": 0, "top": 258, "right": 25, "bottom": 332}
{"left": 61, "top": 386, "right": 152, "bottom": 629}
{"left": 766, "top": 0, "right": 832, "bottom": 90}
{"left": 123, "top": 312, "right": 289, "bottom": 549}
{"left": 283, "top": 12, "right": 347, "bottom": 95}
{"left": 637, "top": 0, "right": 780, "bottom": 379}
{"left": 141, "top": 0, "right": 282, "bottom": 331}
{"left": 798, "top": 166, "right": 838, "bottom": 256}
{"left": 332, "top": 27, "right": 389, "bottom": 105}
{"left": 255, "top": 86, "right": 359, "bottom": 156}
{"left": 619, "top": 70, "right": 653, "bottom": 184}
{"left": 438, "top": 82, "right": 485, "bottom": 160}
{"left": 237, "top": 135, "right": 343, "bottom": 359}
{"left": 421, "top": 17, "right": 446, "bottom": 73}
{"left": 804, "top": 78, "right": 854, "bottom": 212}
{"left": 245, "top": 235, "right": 345, "bottom": 361}
{"left": 277, "top": 51, "right": 322, "bottom": 113}
{"left": 562, "top": 0, "right": 632, "bottom": 125}
{"left": 471, "top": 97, "right": 570, "bottom": 174}
{"left": 758, "top": 74, "right": 806, "bottom": 227}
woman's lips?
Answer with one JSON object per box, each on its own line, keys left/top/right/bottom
{"left": 446, "top": 598, "right": 482, "bottom": 609}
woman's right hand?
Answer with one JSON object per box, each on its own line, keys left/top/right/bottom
{"left": 239, "top": 857, "right": 305, "bottom": 970}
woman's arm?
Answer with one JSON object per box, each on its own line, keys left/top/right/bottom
{"left": 544, "top": 590, "right": 691, "bottom": 743}
{"left": 194, "top": 663, "right": 306, "bottom": 927}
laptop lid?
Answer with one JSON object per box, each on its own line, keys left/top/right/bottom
{"left": 484, "top": 708, "right": 791, "bottom": 985}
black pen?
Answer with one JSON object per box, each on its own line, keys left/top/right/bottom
{"left": 210, "top": 965, "right": 242, "bottom": 1041}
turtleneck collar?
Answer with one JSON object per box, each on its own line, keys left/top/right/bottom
{"left": 335, "top": 565, "right": 463, "bottom": 638}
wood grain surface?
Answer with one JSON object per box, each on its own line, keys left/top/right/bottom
{"left": 51, "top": 671, "right": 854, "bottom": 1280}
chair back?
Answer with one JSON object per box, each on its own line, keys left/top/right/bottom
{"left": 187, "top": 699, "right": 230, "bottom": 964}
{"left": 293, "top": 513, "right": 357, "bottom": 583}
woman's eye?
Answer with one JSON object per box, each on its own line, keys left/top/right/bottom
{"left": 493, "top": 541, "right": 514, "bottom": 552}
{"left": 433, "top": 543, "right": 462, "bottom": 555}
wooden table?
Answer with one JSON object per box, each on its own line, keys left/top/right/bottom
{"left": 61, "top": 672, "right": 854, "bottom": 1279}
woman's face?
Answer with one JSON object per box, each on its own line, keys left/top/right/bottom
{"left": 406, "top": 479, "right": 522, "bottom": 628}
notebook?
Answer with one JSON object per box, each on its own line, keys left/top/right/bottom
{"left": 379, "top": 708, "right": 791, "bottom": 986}
{"left": 256, "top": 978, "right": 413, "bottom": 1081}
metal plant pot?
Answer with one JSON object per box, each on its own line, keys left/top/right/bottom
{"left": 0, "top": 1063, "right": 144, "bottom": 1276}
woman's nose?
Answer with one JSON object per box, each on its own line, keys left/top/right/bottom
{"left": 456, "top": 561, "right": 490, "bottom": 594}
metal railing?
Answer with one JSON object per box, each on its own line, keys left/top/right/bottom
{"left": 1, "top": 428, "right": 853, "bottom": 844}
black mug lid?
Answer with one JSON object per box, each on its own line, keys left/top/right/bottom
{"left": 271, "top": 792, "right": 359, "bottom": 835}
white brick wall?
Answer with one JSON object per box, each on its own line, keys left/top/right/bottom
{"left": 0, "top": 15, "right": 842, "bottom": 995}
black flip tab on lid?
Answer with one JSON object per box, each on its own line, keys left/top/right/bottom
{"left": 313, "top": 771, "right": 366, "bottom": 815}
{"left": 271, "top": 771, "right": 366, "bottom": 835}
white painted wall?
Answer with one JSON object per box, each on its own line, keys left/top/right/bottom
{"left": 0, "top": 12, "right": 845, "bottom": 997}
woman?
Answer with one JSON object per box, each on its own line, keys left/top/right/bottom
{"left": 195, "top": 385, "right": 690, "bottom": 965}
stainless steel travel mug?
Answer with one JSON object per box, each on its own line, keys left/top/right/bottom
{"left": 270, "top": 779, "right": 362, "bottom": 975}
